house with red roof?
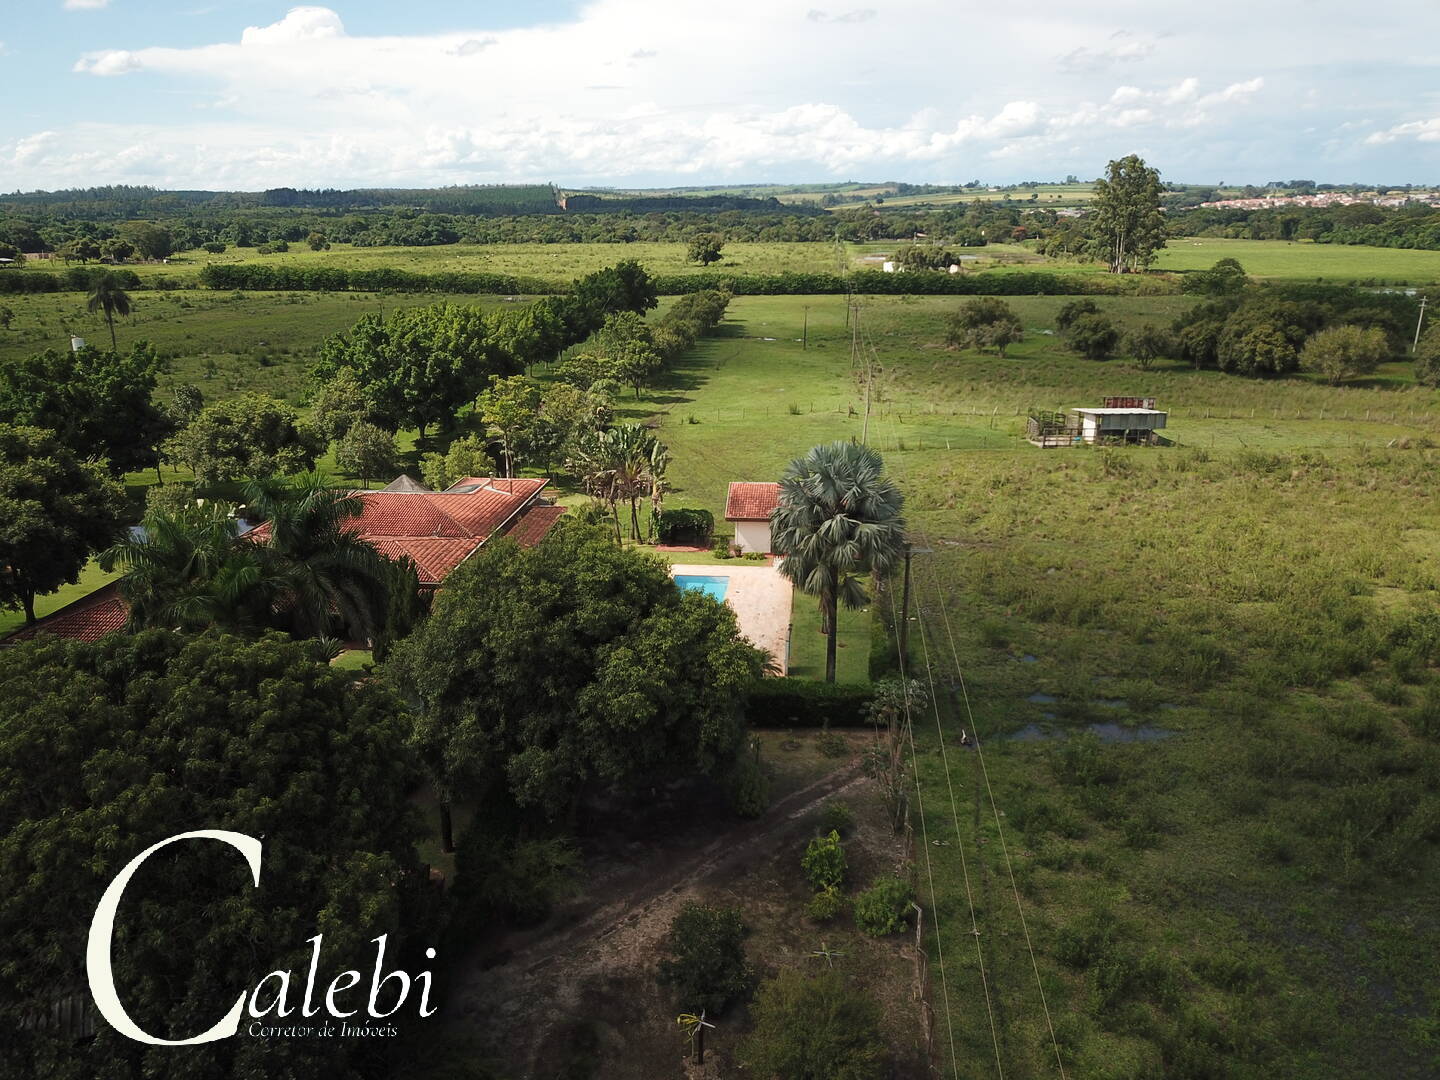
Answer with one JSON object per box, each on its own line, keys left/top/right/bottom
{"left": 724, "top": 481, "right": 781, "bottom": 554}
{"left": 3, "top": 476, "right": 565, "bottom": 646}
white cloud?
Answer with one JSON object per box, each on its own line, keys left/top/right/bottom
{"left": 13, "top": 1, "right": 1395, "bottom": 188}
{"left": 239, "top": 6, "right": 345, "bottom": 46}
{"left": 73, "top": 49, "right": 140, "bottom": 76}
{"left": 1367, "top": 117, "right": 1440, "bottom": 145}
{"left": 63, "top": 0, "right": 110, "bottom": 9}
{"left": 1059, "top": 35, "right": 1156, "bottom": 72}
{"left": 806, "top": 9, "right": 877, "bottom": 23}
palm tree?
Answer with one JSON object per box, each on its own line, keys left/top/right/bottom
{"left": 771, "top": 442, "right": 907, "bottom": 683}
{"left": 100, "top": 502, "right": 283, "bottom": 633}
{"left": 86, "top": 271, "right": 134, "bottom": 351}
{"left": 242, "top": 472, "right": 397, "bottom": 642}
{"left": 569, "top": 424, "right": 669, "bottom": 543}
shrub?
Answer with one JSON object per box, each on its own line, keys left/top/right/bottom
{"left": 654, "top": 507, "right": 714, "bottom": 544}
{"left": 816, "top": 801, "right": 855, "bottom": 837}
{"left": 816, "top": 729, "right": 848, "bottom": 757}
{"left": 730, "top": 754, "right": 771, "bottom": 818}
{"left": 853, "top": 876, "right": 914, "bottom": 936}
{"left": 745, "top": 679, "right": 872, "bottom": 727}
{"left": 806, "top": 886, "right": 845, "bottom": 923}
{"left": 711, "top": 534, "right": 733, "bottom": 558}
{"left": 1056, "top": 298, "right": 1100, "bottom": 331}
{"left": 454, "top": 830, "right": 581, "bottom": 927}
{"left": 739, "top": 970, "right": 887, "bottom": 1080}
{"left": 657, "top": 903, "right": 752, "bottom": 1016}
{"left": 1065, "top": 313, "right": 1121, "bottom": 360}
{"left": 802, "top": 830, "right": 846, "bottom": 890}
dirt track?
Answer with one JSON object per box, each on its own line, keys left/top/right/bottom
{"left": 449, "top": 759, "right": 872, "bottom": 1077}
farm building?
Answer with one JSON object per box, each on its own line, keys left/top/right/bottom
{"left": 1027, "top": 397, "right": 1169, "bottom": 448}
{"left": 725, "top": 482, "right": 781, "bottom": 553}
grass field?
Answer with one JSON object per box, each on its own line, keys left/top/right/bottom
{"left": 1152, "top": 237, "right": 1440, "bottom": 284}
{"left": 595, "top": 293, "right": 1440, "bottom": 1078}
{"left": 11, "top": 241, "right": 850, "bottom": 287}
{"left": 7, "top": 275, "right": 1440, "bottom": 1075}
{"left": 0, "top": 289, "right": 517, "bottom": 404}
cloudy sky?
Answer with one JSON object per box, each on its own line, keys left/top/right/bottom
{"left": 5, "top": 1, "right": 1440, "bottom": 191}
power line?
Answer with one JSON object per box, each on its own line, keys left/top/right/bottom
{"left": 914, "top": 535, "right": 1068, "bottom": 1080}
{"left": 890, "top": 580, "right": 1004, "bottom": 1079}
{"left": 886, "top": 581, "right": 962, "bottom": 1077}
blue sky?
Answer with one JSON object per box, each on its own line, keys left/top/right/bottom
{"left": 5, "top": 1, "right": 1440, "bottom": 191}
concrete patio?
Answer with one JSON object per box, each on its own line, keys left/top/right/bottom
{"left": 670, "top": 563, "right": 793, "bottom": 673}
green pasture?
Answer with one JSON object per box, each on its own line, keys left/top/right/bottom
{"left": 1152, "top": 236, "right": 1440, "bottom": 284}
{"left": 901, "top": 446, "right": 1440, "bottom": 1078}
{"left": 0, "top": 289, "right": 516, "bottom": 404}
{"left": 9, "top": 241, "right": 848, "bottom": 287}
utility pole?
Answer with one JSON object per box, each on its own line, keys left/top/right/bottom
{"left": 1414, "top": 295, "right": 1429, "bottom": 353}
{"left": 898, "top": 544, "right": 913, "bottom": 663}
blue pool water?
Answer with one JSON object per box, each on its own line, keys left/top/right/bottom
{"left": 674, "top": 574, "right": 729, "bottom": 601}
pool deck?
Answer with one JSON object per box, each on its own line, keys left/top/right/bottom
{"left": 669, "top": 563, "right": 793, "bottom": 673}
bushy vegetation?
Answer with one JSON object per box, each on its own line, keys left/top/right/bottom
{"left": 656, "top": 903, "right": 752, "bottom": 1016}
{"left": 852, "top": 875, "right": 915, "bottom": 936}
{"left": 739, "top": 970, "right": 887, "bottom": 1080}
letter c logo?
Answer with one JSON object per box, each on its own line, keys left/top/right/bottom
{"left": 86, "top": 830, "right": 262, "bottom": 1045}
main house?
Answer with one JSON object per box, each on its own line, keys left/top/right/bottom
{"left": 3, "top": 476, "right": 565, "bottom": 645}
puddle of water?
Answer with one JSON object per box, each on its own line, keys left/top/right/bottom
{"left": 1027, "top": 692, "right": 1057, "bottom": 704}
{"left": 1042, "top": 712, "right": 1057, "bottom": 721}
{"left": 1004, "top": 723, "right": 1176, "bottom": 743}
{"left": 1089, "top": 723, "right": 1174, "bottom": 743}
{"left": 1019, "top": 655, "right": 1039, "bottom": 664}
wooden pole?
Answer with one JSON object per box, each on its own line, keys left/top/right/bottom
{"left": 898, "top": 546, "right": 913, "bottom": 663}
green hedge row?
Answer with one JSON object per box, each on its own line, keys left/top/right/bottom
{"left": 746, "top": 679, "right": 873, "bottom": 728}
{"left": 650, "top": 269, "right": 1178, "bottom": 297}
{"left": 197, "top": 263, "right": 556, "bottom": 294}
{"left": 0, "top": 267, "right": 142, "bottom": 294}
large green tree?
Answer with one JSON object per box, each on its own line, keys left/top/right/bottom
{"left": 772, "top": 442, "right": 906, "bottom": 682}
{"left": 0, "top": 424, "right": 127, "bottom": 625}
{"left": 1300, "top": 324, "right": 1391, "bottom": 385}
{"left": 0, "top": 343, "right": 173, "bottom": 478}
{"left": 0, "top": 631, "right": 428, "bottom": 1080}
{"left": 314, "top": 303, "right": 513, "bottom": 440}
{"left": 163, "top": 392, "right": 321, "bottom": 486}
{"left": 1090, "top": 155, "right": 1167, "bottom": 273}
{"left": 385, "top": 522, "right": 763, "bottom": 847}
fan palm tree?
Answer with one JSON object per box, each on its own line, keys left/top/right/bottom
{"left": 86, "top": 271, "right": 134, "bottom": 351}
{"left": 100, "top": 502, "right": 282, "bottom": 633}
{"left": 242, "top": 472, "right": 397, "bottom": 642}
{"left": 771, "top": 442, "right": 907, "bottom": 683}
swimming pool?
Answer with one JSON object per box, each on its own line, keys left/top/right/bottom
{"left": 673, "top": 574, "right": 729, "bottom": 601}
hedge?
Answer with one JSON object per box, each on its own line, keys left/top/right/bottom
{"left": 746, "top": 679, "right": 873, "bottom": 728}
{"left": 0, "top": 267, "right": 142, "bottom": 294}
{"left": 198, "top": 263, "right": 556, "bottom": 295}
{"left": 650, "top": 269, "right": 1179, "bottom": 297}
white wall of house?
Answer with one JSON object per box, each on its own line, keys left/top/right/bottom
{"left": 734, "top": 520, "right": 773, "bottom": 554}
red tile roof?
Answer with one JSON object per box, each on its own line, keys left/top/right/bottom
{"left": 725, "top": 482, "right": 782, "bottom": 521}
{"left": 2, "top": 582, "right": 128, "bottom": 645}
{"left": 3, "top": 477, "right": 553, "bottom": 644}
{"left": 501, "top": 504, "right": 567, "bottom": 548}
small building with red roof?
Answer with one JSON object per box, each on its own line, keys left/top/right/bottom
{"left": 3, "top": 475, "right": 566, "bottom": 646}
{"left": 724, "top": 481, "right": 782, "bottom": 554}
